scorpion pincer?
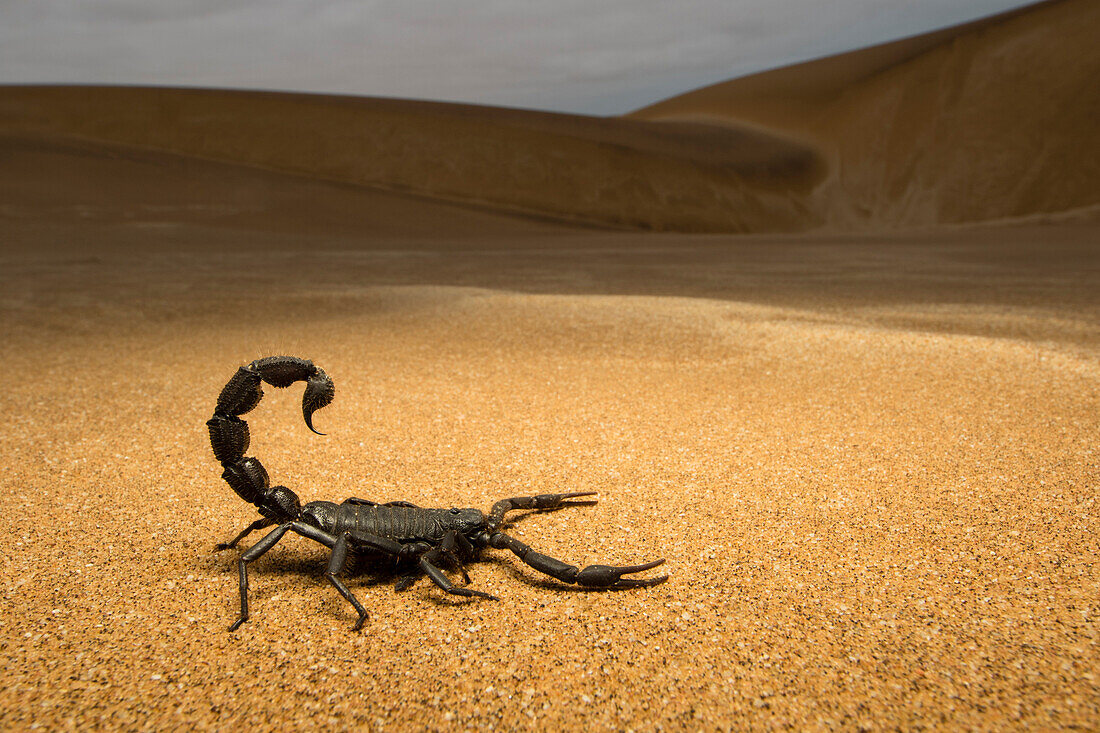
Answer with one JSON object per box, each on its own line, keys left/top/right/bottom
{"left": 207, "top": 356, "right": 668, "bottom": 631}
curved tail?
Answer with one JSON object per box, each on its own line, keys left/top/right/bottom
{"left": 206, "top": 356, "right": 335, "bottom": 520}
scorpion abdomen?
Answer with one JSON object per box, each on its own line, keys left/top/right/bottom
{"left": 335, "top": 505, "right": 441, "bottom": 542}
{"left": 301, "top": 500, "right": 340, "bottom": 533}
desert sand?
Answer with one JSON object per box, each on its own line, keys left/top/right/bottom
{"left": 1, "top": 0, "right": 1098, "bottom": 729}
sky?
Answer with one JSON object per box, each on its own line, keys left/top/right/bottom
{"left": 1, "top": 0, "right": 1037, "bottom": 115}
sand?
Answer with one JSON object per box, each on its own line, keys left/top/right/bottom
{"left": 632, "top": 0, "right": 1100, "bottom": 229}
{"left": 0, "top": 88, "right": 823, "bottom": 234}
{"left": 2, "top": 0, "right": 1099, "bottom": 729}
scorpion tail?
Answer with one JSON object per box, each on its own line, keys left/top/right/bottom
{"left": 243, "top": 355, "right": 335, "bottom": 435}
{"left": 303, "top": 367, "right": 335, "bottom": 436}
{"left": 208, "top": 356, "right": 334, "bottom": 521}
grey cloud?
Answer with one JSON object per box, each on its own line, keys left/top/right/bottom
{"left": 0, "top": 0, "right": 1036, "bottom": 114}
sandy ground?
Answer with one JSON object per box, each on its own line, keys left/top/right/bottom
{"left": 2, "top": 200, "right": 1099, "bottom": 729}
{"left": 1, "top": 1, "right": 1098, "bottom": 728}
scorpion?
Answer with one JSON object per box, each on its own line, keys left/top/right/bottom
{"left": 208, "top": 356, "right": 667, "bottom": 631}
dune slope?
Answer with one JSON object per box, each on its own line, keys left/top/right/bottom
{"left": 0, "top": 132, "right": 584, "bottom": 242}
{"left": 633, "top": 0, "right": 1100, "bottom": 228}
{"left": 0, "top": 87, "right": 822, "bottom": 233}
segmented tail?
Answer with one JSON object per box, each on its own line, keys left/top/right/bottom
{"left": 206, "top": 356, "right": 334, "bottom": 517}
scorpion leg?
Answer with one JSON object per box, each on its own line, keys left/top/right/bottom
{"left": 419, "top": 531, "right": 498, "bottom": 602}
{"left": 447, "top": 532, "right": 476, "bottom": 584}
{"left": 325, "top": 532, "right": 431, "bottom": 628}
{"left": 229, "top": 520, "right": 336, "bottom": 632}
{"left": 489, "top": 532, "right": 667, "bottom": 589}
{"left": 324, "top": 533, "right": 379, "bottom": 631}
{"left": 394, "top": 536, "right": 469, "bottom": 591}
{"left": 214, "top": 517, "right": 277, "bottom": 551}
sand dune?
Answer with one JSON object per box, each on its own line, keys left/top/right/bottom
{"left": 0, "top": 87, "right": 822, "bottom": 233}
{"left": 3, "top": 0, "right": 1097, "bottom": 233}
{"left": 633, "top": 0, "right": 1100, "bottom": 228}
{"left": 0, "top": 133, "right": 579, "bottom": 243}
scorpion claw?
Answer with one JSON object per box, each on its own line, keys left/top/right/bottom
{"left": 576, "top": 559, "right": 668, "bottom": 588}
{"left": 557, "top": 491, "right": 598, "bottom": 503}
{"left": 532, "top": 491, "right": 597, "bottom": 509}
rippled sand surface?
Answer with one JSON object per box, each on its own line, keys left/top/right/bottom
{"left": 3, "top": 210, "right": 1098, "bottom": 728}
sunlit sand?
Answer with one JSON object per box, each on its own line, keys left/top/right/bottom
{"left": 1, "top": 0, "right": 1097, "bottom": 728}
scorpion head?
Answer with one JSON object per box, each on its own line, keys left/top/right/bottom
{"left": 258, "top": 485, "right": 302, "bottom": 522}
{"left": 445, "top": 507, "right": 487, "bottom": 538}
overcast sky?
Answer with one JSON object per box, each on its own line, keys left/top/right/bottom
{"left": 1, "top": 0, "right": 1035, "bottom": 115}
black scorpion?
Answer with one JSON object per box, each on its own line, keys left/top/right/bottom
{"left": 208, "top": 356, "right": 668, "bottom": 630}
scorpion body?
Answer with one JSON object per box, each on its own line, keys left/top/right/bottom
{"left": 208, "top": 356, "right": 667, "bottom": 631}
